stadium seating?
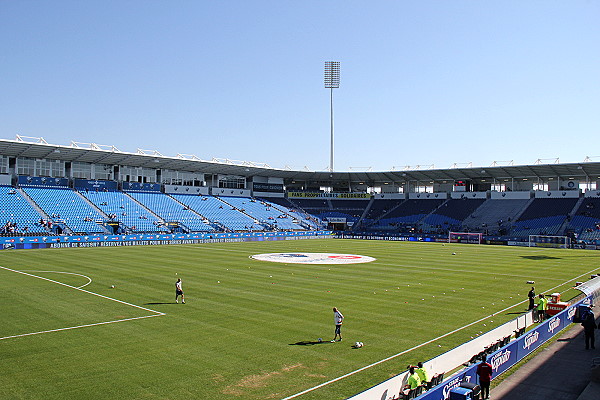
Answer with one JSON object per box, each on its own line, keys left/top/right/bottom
{"left": 462, "top": 199, "right": 530, "bottom": 235}
{"left": 259, "top": 197, "right": 323, "bottom": 229}
{"left": 510, "top": 198, "right": 578, "bottom": 237}
{"left": 511, "top": 199, "right": 578, "bottom": 237}
{"left": 126, "top": 191, "right": 214, "bottom": 232}
{"left": 80, "top": 190, "right": 167, "bottom": 233}
{"left": 368, "top": 199, "right": 446, "bottom": 231}
{"left": 22, "top": 187, "right": 106, "bottom": 234}
{"left": 0, "top": 186, "right": 47, "bottom": 234}
{"left": 219, "top": 196, "right": 304, "bottom": 230}
{"left": 422, "top": 199, "right": 485, "bottom": 234}
{"left": 567, "top": 198, "right": 600, "bottom": 240}
{"left": 171, "top": 195, "right": 262, "bottom": 231}
{"left": 362, "top": 198, "right": 404, "bottom": 224}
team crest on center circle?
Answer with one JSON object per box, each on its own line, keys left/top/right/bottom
{"left": 251, "top": 253, "right": 376, "bottom": 264}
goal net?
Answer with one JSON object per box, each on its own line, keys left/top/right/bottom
{"left": 528, "top": 235, "right": 570, "bottom": 249}
{"left": 448, "top": 232, "right": 483, "bottom": 244}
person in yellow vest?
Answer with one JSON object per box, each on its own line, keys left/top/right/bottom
{"left": 415, "top": 362, "right": 430, "bottom": 389}
{"left": 401, "top": 366, "right": 422, "bottom": 398}
{"left": 536, "top": 294, "right": 547, "bottom": 322}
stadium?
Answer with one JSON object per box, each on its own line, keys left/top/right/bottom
{"left": 2, "top": 135, "right": 600, "bottom": 400}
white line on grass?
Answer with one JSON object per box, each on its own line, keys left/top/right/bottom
{"left": 280, "top": 266, "right": 600, "bottom": 400}
{"left": 0, "top": 266, "right": 165, "bottom": 341}
{"left": 22, "top": 270, "right": 93, "bottom": 289}
{"left": 0, "top": 314, "right": 162, "bottom": 341}
{"left": 0, "top": 266, "right": 164, "bottom": 315}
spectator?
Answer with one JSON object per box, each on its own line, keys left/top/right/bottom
{"left": 582, "top": 311, "right": 598, "bottom": 350}
{"left": 536, "top": 294, "right": 548, "bottom": 322}
{"left": 415, "top": 362, "right": 430, "bottom": 389}
{"left": 401, "top": 366, "right": 421, "bottom": 398}
{"left": 476, "top": 359, "right": 493, "bottom": 399}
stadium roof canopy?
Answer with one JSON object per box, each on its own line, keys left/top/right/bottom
{"left": 1, "top": 136, "right": 599, "bottom": 186}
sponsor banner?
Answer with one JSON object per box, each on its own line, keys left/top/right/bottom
{"left": 287, "top": 192, "right": 371, "bottom": 199}
{"left": 0, "top": 174, "right": 11, "bottom": 185}
{"left": 486, "top": 239, "right": 508, "bottom": 245}
{"left": 18, "top": 176, "right": 69, "bottom": 187}
{"left": 0, "top": 231, "right": 333, "bottom": 249}
{"left": 252, "top": 183, "right": 284, "bottom": 193}
{"left": 488, "top": 342, "right": 518, "bottom": 376}
{"left": 164, "top": 185, "right": 209, "bottom": 195}
{"left": 450, "top": 192, "right": 487, "bottom": 199}
{"left": 490, "top": 191, "right": 532, "bottom": 200}
{"left": 534, "top": 190, "right": 580, "bottom": 199}
{"left": 507, "top": 241, "right": 529, "bottom": 247}
{"left": 374, "top": 193, "right": 406, "bottom": 200}
{"left": 74, "top": 179, "right": 118, "bottom": 191}
{"left": 408, "top": 192, "right": 449, "bottom": 200}
{"left": 334, "top": 234, "right": 437, "bottom": 242}
{"left": 584, "top": 191, "right": 600, "bottom": 198}
{"left": 122, "top": 182, "right": 161, "bottom": 192}
{"left": 211, "top": 188, "right": 252, "bottom": 197}
{"left": 421, "top": 366, "right": 478, "bottom": 400}
{"left": 326, "top": 217, "right": 347, "bottom": 223}
{"left": 253, "top": 191, "right": 284, "bottom": 198}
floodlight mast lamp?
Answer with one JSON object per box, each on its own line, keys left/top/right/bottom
{"left": 324, "top": 61, "right": 340, "bottom": 173}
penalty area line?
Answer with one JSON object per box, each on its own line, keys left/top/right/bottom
{"left": 22, "top": 270, "right": 93, "bottom": 289}
{"left": 0, "top": 314, "right": 162, "bottom": 341}
{"left": 0, "top": 266, "right": 164, "bottom": 315}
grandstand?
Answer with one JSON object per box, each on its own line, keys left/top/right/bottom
{"left": 80, "top": 189, "right": 168, "bottom": 233}
{"left": 2, "top": 136, "right": 600, "bottom": 245}
{"left": 22, "top": 187, "right": 107, "bottom": 234}
{"left": 0, "top": 186, "right": 49, "bottom": 234}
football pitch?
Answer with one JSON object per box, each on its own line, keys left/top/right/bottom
{"left": 1, "top": 239, "right": 599, "bottom": 400}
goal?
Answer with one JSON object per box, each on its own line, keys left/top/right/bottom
{"left": 448, "top": 232, "right": 483, "bottom": 244}
{"left": 528, "top": 235, "right": 570, "bottom": 249}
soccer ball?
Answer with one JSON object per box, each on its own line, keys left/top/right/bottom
{"left": 452, "top": 252, "right": 456, "bottom": 255}
{"left": 355, "top": 341, "right": 363, "bottom": 348}
{"left": 111, "top": 285, "right": 115, "bottom": 289}
{"left": 318, "top": 338, "right": 323, "bottom": 343}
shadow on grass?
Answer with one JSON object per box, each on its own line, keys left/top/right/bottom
{"left": 520, "top": 255, "right": 562, "bottom": 260}
{"left": 289, "top": 340, "right": 332, "bottom": 346}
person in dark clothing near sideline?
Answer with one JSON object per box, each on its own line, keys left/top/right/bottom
{"left": 528, "top": 286, "right": 536, "bottom": 310}
{"left": 476, "top": 359, "right": 493, "bottom": 399}
{"left": 582, "top": 311, "right": 598, "bottom": 350}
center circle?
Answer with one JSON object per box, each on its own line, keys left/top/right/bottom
{"left": 250, "top": 253, "right": 376, "bottom": 264}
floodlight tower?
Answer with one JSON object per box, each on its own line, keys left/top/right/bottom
{"left": 324, "top": 61, "right": 340, "bottom": 172}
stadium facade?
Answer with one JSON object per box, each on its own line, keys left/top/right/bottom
{"left": 2, "top": 136, "right": 600, "bottom": 244}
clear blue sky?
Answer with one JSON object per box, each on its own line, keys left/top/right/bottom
{"left": 1, "top": 1, "right": 598, "bottom": 172}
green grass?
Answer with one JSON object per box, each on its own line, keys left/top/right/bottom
{"left": 1, "top": 239, "right": 599, "bottom": 400}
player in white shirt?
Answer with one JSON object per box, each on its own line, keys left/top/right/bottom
{"left": 331, "top": 307, "right": 344, "bottom": 342}
{"left": 175, "top": 278, "right": 185, "bottom": 304}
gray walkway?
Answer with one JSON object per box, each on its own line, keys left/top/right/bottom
{"left": 491, "top": 319, "right": 600, "bottom": 400}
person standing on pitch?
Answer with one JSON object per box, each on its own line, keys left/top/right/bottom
{"left": 331, "top": 307, "right": 344, "bottom": 342}
{"left": 528, "top": 286, "right": 536, "bottom": 310}
{"left": 175, "top": 278, "right": 185, "bottom": 304}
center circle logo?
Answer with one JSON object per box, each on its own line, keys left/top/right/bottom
{"left": 250, "top": 253, "right": 376, "bottom": 264}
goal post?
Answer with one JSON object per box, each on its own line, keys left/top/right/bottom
{"left": 528, "top": 235, "right": 570, "bottom": 249}
{"left": 448, "top": 232, "right": 483, "bottom": 244}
